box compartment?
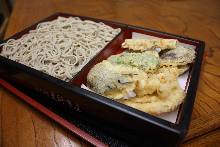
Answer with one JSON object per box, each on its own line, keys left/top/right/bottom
{"left": 0, "top": 13, "right": 205, "bottom": 147}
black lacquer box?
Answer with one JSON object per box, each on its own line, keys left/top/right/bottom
{"left": 0, "top": 13, "right": 205, "bottom": 147}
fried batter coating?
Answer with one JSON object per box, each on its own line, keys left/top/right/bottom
{"left": 176, "top": 64, "right": 190, "bottom": 75}
{"left": 88, "top": 52, "right": 161, "bottom": 99}
{"left": 133, "top": 72, "right": 160, "bottom": 97}
{"left": 87, "top": 60, "right": 140, "bottom": 99}
{"left": 143, "top": 51, "right": 160, "bottom": 58}
{"left": 107, "top": 53, "right": 160, "bottom": 73}
{"left": 159, "top": 45, "right": 196, "bottom": 66}
{"left": 121, "top": 85, "right": 185, "bottom": 115}
{"left": 121, "top": 39, "right": 178, "bottom": 51}
{"left": 87, "top": 50, "right": 189, "bottom": 115}
{"left": 121, "top": 67, "right": 186, "bottom": 115}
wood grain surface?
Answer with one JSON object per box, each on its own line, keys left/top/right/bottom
{"left": 1, "top": 0, "right": 220, "bottom": 146}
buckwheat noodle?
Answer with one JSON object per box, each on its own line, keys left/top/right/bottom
{"left": 0, "top": 16, "right": 121, "bottom": 81}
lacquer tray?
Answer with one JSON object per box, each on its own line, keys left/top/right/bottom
{"left": 0, "top": 12, "right": 205, "bottom": 147}
{"left": 0, "top": 77, "right": 137, "bottom": 147}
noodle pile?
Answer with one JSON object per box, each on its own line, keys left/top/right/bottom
{"left": 0, "top": 16, "right": 121, "bottom": 81}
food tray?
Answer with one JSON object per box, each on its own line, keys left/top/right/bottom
{"left": 0, "top": 77, "right": 136, "bottom": 147}
{"left": 0, "top": 12, "right": 205, "bottom": 147}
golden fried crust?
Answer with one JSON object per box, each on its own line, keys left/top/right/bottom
{"left": 107, "top": 52, "right": 161, "bottom": 73}
{"left": 121, "top": 39, "right": 178, "bottom": 51}
{"left": 143, "top": 51, "right": 160, "bottom": 58}
{"left": 121, "top": 67, "right": 185, "bottom": 115}
{"left": 87, "top": 60, "right": 140, "bottom": 98}
{"left": 133, "top": 72, "right": 160, "bottom": 97}
{"left": 87, "top": 52, "right": 188, "bottom": 115}
{"left": 160, "top": 45, "right": 196, "bottom": 66}
{"left": 176, "top": 64, "right": 190, "bottom": 75}
{"left": 121, "top": 85, "right": 185, "bottom": 115}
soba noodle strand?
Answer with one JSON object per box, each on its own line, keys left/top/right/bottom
{"left": 0, "top": 16, "right": 121, "bottom": 81}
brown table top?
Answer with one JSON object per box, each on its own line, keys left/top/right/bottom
{"left": 1, "top": 0, "right": 220, "bottom": 146}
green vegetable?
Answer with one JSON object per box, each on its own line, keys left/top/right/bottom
{"left": 107, "top": 53, "right": 160, "bottom": 73}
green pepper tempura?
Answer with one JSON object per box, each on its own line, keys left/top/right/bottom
{"left": 107, "top": 53, "right": 161, "bottom": 73}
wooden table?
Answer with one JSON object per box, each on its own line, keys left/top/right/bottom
{"left": 1, "top": 0, "right": 219, "bottom": 146}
